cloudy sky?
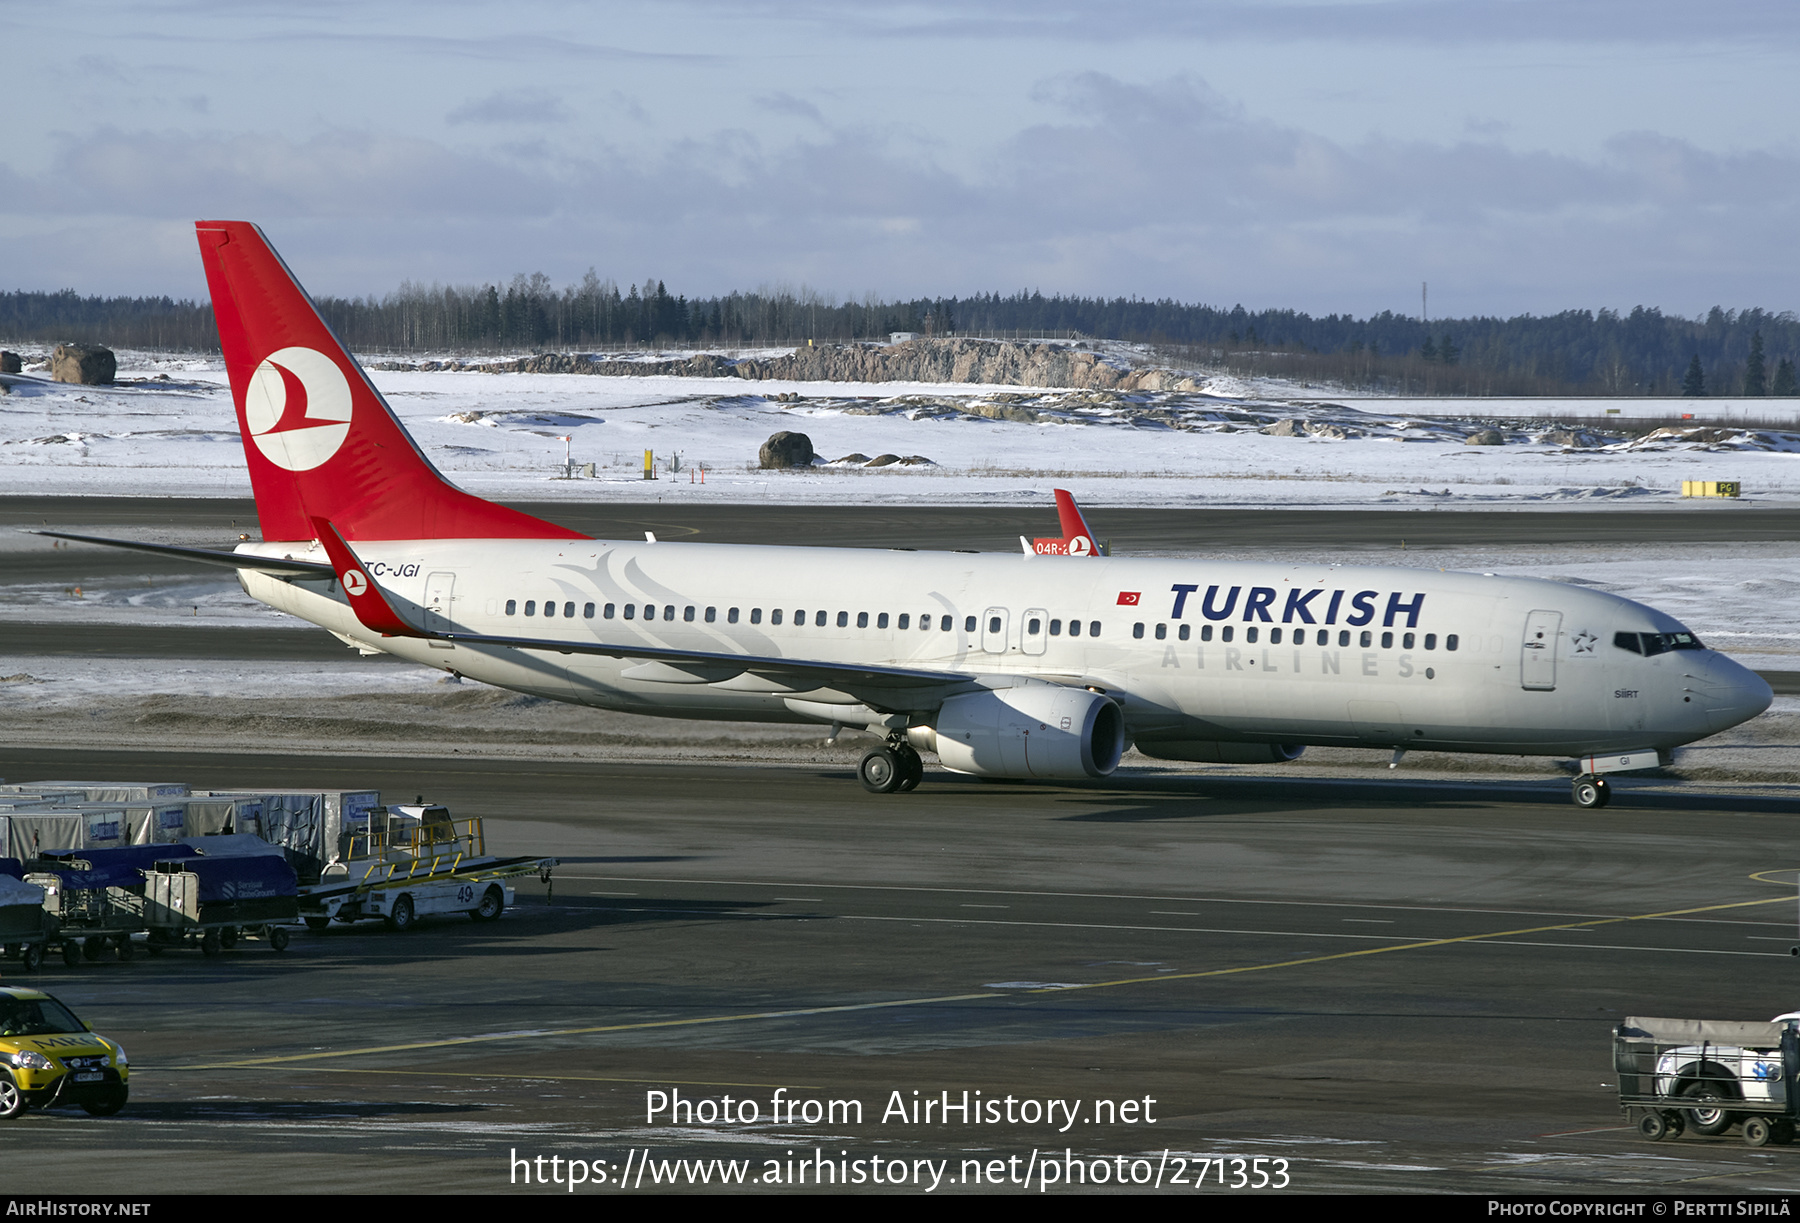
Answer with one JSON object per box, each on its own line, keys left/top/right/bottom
{"left": 7, "top": 0, "right": 1799, "bottom": 319}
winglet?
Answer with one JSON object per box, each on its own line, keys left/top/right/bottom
{"left": 1027, "top": 489, "right": 1100, "bottom": 557}
{"left": 310, "top": 517, "right": 427, "bottom": 638}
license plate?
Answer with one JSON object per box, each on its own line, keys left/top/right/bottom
{"left": 72, "top": 1071, "right": 102, "bottom": 1082}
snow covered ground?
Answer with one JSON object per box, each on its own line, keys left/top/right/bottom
{"left": 4, "top": 346, "right": 1800, "bottom": 509}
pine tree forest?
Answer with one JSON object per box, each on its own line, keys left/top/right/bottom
{"left": 4, "top": 277, "right": 1799, "bottom": 398}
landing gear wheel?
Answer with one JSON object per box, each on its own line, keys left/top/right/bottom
{"left": 386, "top": 895, "right": 416, "bottom": 932}
{"left": 269, "top": 926, "right": 290, "bottom": 952}
{"left": 471, "top": 887, "right": 504, "bottom": 922}
{"left": 1745, "top": 1116, "right": 1775, "bottom": 1147}
{"left": 1638, "top": 1111, "right": 1670, "bottom": 1141}
{"left": 1571, "top": 776, "right": 1611, "bottom": 809}
{"left": 895, "top": 745, "right": 924, "bottom": 792}
{"left": 858, "top": 747, "right": 903, "bottom": 794}
{"left": 1682, "top": 1082, "right": 1736, "bottom": 1135}
{"left": 20, "top": 944, "right": 42, "bottom": 972}
{"left": 304, "top": 916, "right": 330, "bottom": 932}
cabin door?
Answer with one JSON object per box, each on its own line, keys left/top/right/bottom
{"left": 1520, "top": 610, "right": 1561, "bottom": 691}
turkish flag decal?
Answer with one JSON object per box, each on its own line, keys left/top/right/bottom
{"left": 1116, "top": 591, "right": 1141, "bottom": 606}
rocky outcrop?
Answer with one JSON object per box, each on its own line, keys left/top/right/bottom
{"left": 377, "top": 338, "right": 1200, "bottom": 392}
{"left": 759, "top": 431, "right": 814, "bottom": 469}
{"left": 50, "top": 343, "right": 115, "bottom": 385}
{"left": 1466, "top": 428, "right": 1505, "bottom": 445}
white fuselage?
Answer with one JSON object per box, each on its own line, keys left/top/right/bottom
{"left": 238, "top": 538, "right": 1770, "bottom": 758}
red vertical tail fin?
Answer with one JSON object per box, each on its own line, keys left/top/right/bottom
{"left": 1029, "top": 488, "right": 1100, "bottom": 556}
{"left": 196, "top": 221, "right": 584, "bottom": 543}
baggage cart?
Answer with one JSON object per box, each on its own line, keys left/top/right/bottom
{"left": 1616, "top": 1015, "right": 1800, "bottom": 1146}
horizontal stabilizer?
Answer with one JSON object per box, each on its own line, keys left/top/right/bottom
{"left": 30, "top": 530, "right": 334, "bottom": 577}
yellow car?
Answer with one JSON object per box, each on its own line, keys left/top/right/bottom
{"left": 0, "top": 986, "right": 129, "bottom": 1119}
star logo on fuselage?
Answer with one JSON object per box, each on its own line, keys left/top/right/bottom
{"left": 1571, "top": 630, "right": 1597, "bottom": 654}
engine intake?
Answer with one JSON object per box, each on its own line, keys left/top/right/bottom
{"left": 912, "top": 684, "right": 1125, "bottom": 780}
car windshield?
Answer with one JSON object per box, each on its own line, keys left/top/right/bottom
{"left": 0, "top": 997, "right": 85, "bottom": 1037}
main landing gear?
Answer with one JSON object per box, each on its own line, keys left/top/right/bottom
{"left": 1571, "top": 775, "right": 1611, "bottom": 809}
{"left": 859, "top": 736, "right": 924, "bottom": 794}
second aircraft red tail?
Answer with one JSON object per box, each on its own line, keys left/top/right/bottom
{"left": 196, "top": 221, "right": 584, "bottom": 543}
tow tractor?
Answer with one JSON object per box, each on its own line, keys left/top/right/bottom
{"left": 298, "top": 805, "right": 555, "bottom": 932}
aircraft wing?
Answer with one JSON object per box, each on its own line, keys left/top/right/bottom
{"left": 29, "top": 530, "right": 336, "bottom": 578}
{"left": 310, "top": 519, "right": 979, "bottom": 705}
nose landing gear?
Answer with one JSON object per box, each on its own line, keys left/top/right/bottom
{"left": 1571, "top": 775, "right": 1611, "bottom": 809}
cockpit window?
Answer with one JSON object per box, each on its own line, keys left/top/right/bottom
{"left": 1616, "top": 630, "right": 1705, "bottom": 656}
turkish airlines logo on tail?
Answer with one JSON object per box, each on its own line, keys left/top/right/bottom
{"left": 243, "top": 346, "right": 353, "bottom": 471}
{"left": 1031, "top": 534, "right": 1095, "bottom": 556}
{"left": 342, "top": 569, "right": 368, "bottom": 597}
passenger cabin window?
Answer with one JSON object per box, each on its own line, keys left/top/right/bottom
{"left": 1155, "top": 624, "right": 1167, "bottom": 640}
{"left": 897, "top": 613, "right": 909, "bottom": 630}
{"left": 1199, "top": 624, "right": 1211, "bottom": 642}
{"left": 1133, "top": 622, "right": 1145, "bottom": 639}
{"left": 750, "top": 608, "right": 762, "bottom": 624}
{"left": 1069, "top": 620, "right": 1081, "bottom": 638}
{"left": 1446, "top": 634, "right": 1459, "bottom": 651}
{"left": 727, "top": 607, "right": 738, "bottom": 623}
{"left": 1050, "top": 619, "right": 1062, "bottom": 635}
{"left": 964, "top": 616, "right": 976, "bottom": 633}
{"left": 705, "top": 607, "right": 716, "bottom": 622}
{"left": 771, "top": 609, "right": 783, "bottom": 625}
{"left": 664, "top": 606, "right": 676, "bottom": 622}
{"left": 583, "top": 603, "right": 595, "bottom": 619}
{"left": 857, "top": 612, "right": 869, "bottom": 628}
{"left": 1359, "top": 630, "right": 1372, "bottom": 647}
{"left": 544, "top": 601, "right": 555, "bottom": 618}
{"left": 1424, "top": 633, "right": 1436, "bottom": 649}
{"left": 1338, "top": 630, "right": 1350, "bottom": 646}
{"left": 1178, "top": 624, "right": 1190, "bottom": 641}
{"left": 684, "top": 606, "right": 695, "bottom": 622}
{"left": 1220, "top": 626, "right": 1233, "bottom": 642}
{"left": 940, "top": 616, "right": 952, "bottom": 632}
{"left": 1246, "top": 627, "right": 1259, "bottom": 644}
{"left": 624, "top": 605, "right": 635, "bottom": 620}
{"left": 525, "top": 600, "right": 537, "bottom": 616}
{"left": 1089, "top": 621, "right": 1101, "bottom": 637}
{"left": 505, "top": 599, "right": 516, "bottom": 616}
{"left": 1381, "top": 631, "right": 1394, "bottom": 649}
{"left": 1028, "top": 617, "right": 1042, "bottom": 635}
{"left": 603, "top": 603, "right": 616, "bottom": 619}
{"left": 1402, "top": 632, "right": 1414, "bottom": 649}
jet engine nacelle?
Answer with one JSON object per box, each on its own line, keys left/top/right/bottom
{"left": 912, "top": 684, "right": 1126, "bottom": 780}
{"left": 1133, "top": 740, "right": 1306, "bottom": 764}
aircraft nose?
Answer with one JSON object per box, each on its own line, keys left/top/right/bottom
{"left": 1687, "top": 654, "right": 1774, "bottom": 734}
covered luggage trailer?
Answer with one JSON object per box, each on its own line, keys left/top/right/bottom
{"left": 143, "top": 851, "right": 301, "bottom": 956}
{"left": 0, "top": 866, "right": 57, "bottom": 972}
{"left": 1616, "top": 1016, "right": 1800, "bottom": 1146}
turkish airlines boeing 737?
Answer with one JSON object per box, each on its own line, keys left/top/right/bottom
{"left": 45, "top": 222, "right": 1774, "bottom": 806}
